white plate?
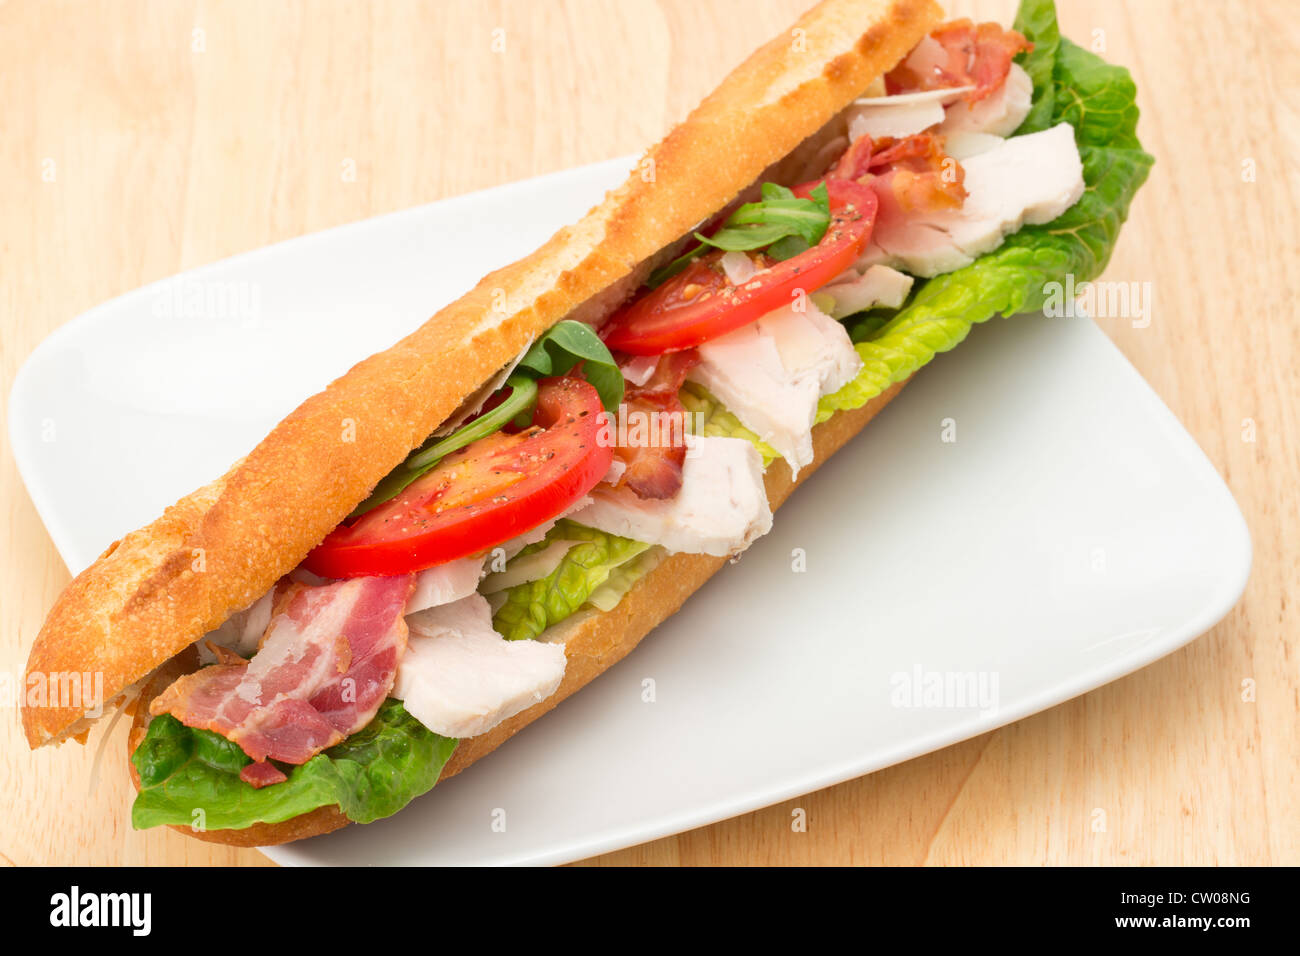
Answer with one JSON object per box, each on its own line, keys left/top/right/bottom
{"left": 9, "top": 157, "right": 1251, "bottom": 866}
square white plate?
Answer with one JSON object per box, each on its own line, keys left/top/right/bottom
{"left": 9, "top": 157, "right": 1250, "bottom": 866}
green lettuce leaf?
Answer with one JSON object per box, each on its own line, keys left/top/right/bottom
{"left": 517, "top": 319, "right": 623, "bottom": 413}
{"left": 649, "top": 181, "right": 831, "bottom": 286}
{"left": 697, "top": 181, "right": 832, "bottom": 258}
{"left": 1013, "top": 0, "right": 1061, "bottom": 135}
{"left": 131, "top": 699, "right": 457, "bottom": 831}
{"left": 586, "top": 546, "right": 667, "bottom": 612}
{"left": 493, "top": 520, "right": 650, "bottom": 641}
{"left": 823, "top": 0, "right": 1152, "bottom": 421}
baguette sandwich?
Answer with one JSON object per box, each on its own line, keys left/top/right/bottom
{"left": 21, "top": 0, "right": 1151, "bottom": 847}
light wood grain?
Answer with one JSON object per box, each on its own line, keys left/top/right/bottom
{"left": 2, "top": 0, "right": 1296, "bottom": 867}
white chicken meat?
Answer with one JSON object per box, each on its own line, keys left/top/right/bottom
{"left": 394, "top": 593, "right": 567, "bottom": 738}
{"left": 569, "top": 435, "right": 772, "bottom": 556}
{"left": 866, "top": 122, "right": 1085, "bottom": 277}
{"left": 685, "top": 300, "right": 862, "bottom": 473}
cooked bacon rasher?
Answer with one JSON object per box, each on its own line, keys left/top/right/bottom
{"left": 885, "top": 18, "right": 1032, "bottom": 104}
{"left": 150, "top": 574, "right": 414, "bottom": 788}
{"left": 610, "top": 350, "right": 700, "bottom": 500}
{"left": 831, "top": 130, "right": 967, "bottom": 222}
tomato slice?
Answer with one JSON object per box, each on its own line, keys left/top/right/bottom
{"left": 600, "top": 179, "right": 878, "bottom": 355}
{"left": 304, "top": 377, "right": 611, "bottom": 578}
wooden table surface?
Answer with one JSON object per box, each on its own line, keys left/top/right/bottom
{"left": 2, "top": 0, "right": 1296, "bottom": 866}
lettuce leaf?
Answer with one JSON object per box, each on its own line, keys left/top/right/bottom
{"left": 131, "top": 699, "right": 456, "bottom": 831}
{"left": 650, "top": 182, "right": 831, "bottom": 286}
{"left": 517, "top": 319, "right": 623, "bottom": 413}
{"left": 1012, "top": 0, "right": 1061, "bottom": 135}
{"left": 493, "top": 520, "right": 651, "bottom": 641}
{"left": 586, "top": 546, "right": 667, "bottom": 612}
{"left": 823, "top": 0, "right": 1153, "bottom": 421}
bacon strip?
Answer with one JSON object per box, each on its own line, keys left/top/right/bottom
{"left": 612, "top": 350, "right": 699, "bottom": 500}
{"left": 240, "top": 761, "right": 288, "bottom": 789}
{"left": 870, "top": 133, "right": 968, "bottom": 216}
{"left": 831, "top": 131, "right": 966, "bottom": 218}
{"left": 151, "top": 575, "right": 415, "bottom": 773}
{"left": 885, "top": 19, "right": 1031, "bottom": 104}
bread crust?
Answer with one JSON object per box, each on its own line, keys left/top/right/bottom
{"left": 127, "top": 379, "right": 908, "bottom": 847}
{"left": 23, "top": 0, "right": 939, "bottom": 749}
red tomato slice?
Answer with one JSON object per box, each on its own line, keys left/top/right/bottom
{"left": 600, "top": 179, "right": 878, "bottom": 355}
{"left": 303, "top": 377, "right": 612, "bottom": 578}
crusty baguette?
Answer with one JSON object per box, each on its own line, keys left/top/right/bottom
{"left": 23, "top": 0, "right": 940, "bottom": 749}
{"left": 128, "top": 378, "right": 908, "bottom": 847}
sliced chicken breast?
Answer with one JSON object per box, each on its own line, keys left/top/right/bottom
{"left": 939, "top": 62, "right": 1034, "bottom": 138}
{"left": 686, "top": 300, "right": 862, "bottom": 473}
{"left": 570, "top": 435, "right": 772, "bottom": 556}
{"left": 868, "top": 122, "right": 1085, "bottom": 277}
{"left": 943, "top": 131, "right": 1005, "bottom": 160}
{"left": 846, "top": 86, "right": 972, "bottom": 140}
{"left": 406, "top": 554, "right": 484, "bottom": 614}
{"left": 394, "top": 593, "right": 567, "bottom": 738}
{"left": 822, "top": 264, "right": 915, "bottom": 319}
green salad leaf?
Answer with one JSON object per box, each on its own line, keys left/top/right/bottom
{"left": 131, "top": 700, "right": 457, "bottom": 831}
{"left": 823, "top": 0, "right": 1152, "bottom": 421}
{"left": 649, "top": 181, "right": 831, "bottom": 286}
{"left": 516, "top": 319, "right": 624, "bottom": 413}
{"left": 1012, "top": 0, "right": 1061, "bottom": 135}
{"left": 493, "top": 520, "right": 651, "bottom": 642}
{"left": 586, "top": 546, "right": 666, "bottom": 612}
{"left": 698, "top": 181, "right": 832, "bottom": 258}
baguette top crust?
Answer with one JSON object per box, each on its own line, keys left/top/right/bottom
{"left": 24, "top": 0, "right": 941, "bottom": 748}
